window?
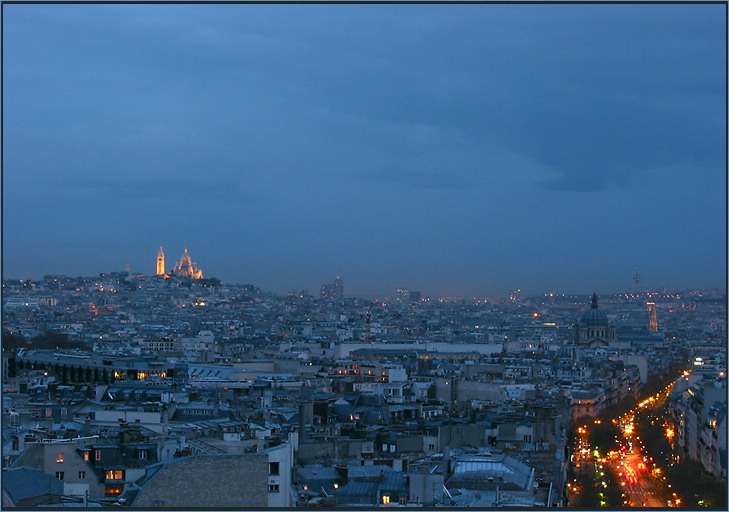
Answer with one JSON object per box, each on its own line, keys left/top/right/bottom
{"left": 382, "top": 495, "right": 390, "bottom": 504}
{"left": 139, "top": 449, "right": 148, "bottom": 460}
{"left": 105, "top": 470, "right": 123, "bottom": 480}
{"left": 428, "top": 444, "right": 435, "bottom": 451}
{"left": 78, "top": 471, "right": 86, "bottom": 479}
{"left": 83, "top": 451, "right": 90, "bottom": 461}
{"left": 268, "top": 484, "right": 280, "bottom": 492}
{"left": 95, "top": 450, "right": 101, "bottom": 461}
{"left": 269, "top": 462, "right": 280, "bottom": 475}
{"left": 56, "top": 452, "right": 65, "bottom": 463}
{"left": 55, "top": 472, "right": 64, "bottom": 480}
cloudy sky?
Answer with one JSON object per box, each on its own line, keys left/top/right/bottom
{"left": 3, "top": 3, "right": 725, "bottom": 298}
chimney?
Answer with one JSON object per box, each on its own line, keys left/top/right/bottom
{"left": 335, "top": 464, "right": 349, "bottom": 486}
{"left": 443, "top": 445, "right": 451, "bottom": 475}
{"left": 118, "top": 420, "right": 128, "bottom": 445}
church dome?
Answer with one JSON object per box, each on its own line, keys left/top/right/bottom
{"left": 580, "top": 293, "right": 609, "bottom": 327}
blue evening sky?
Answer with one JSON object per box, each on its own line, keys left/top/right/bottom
{"left": 2, "top": 3, "right": 726, "bottom": 298}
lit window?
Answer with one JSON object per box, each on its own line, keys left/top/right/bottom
{"left": 382, "top": 495, "right": 390, "bottom": 504}
{"left": 105, "top": 470, "right": 123, "bottom": 480}
{"left": 83, "top": 451, "right": 89, "bottom": 461}
{"left": 56, "top": 452, "right": 64, "bottom": 463}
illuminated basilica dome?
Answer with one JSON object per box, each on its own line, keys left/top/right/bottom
{"left": 172, "top": 248, "right": 203, "bottom": 279}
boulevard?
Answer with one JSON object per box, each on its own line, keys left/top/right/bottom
{"left": 567, "top": 380, "right": 680, "bottom": 508}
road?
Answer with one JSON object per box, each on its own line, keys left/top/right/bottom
{"left": 568, "top": 380, "right": 680, "bottom": 508}
{"left": 611, "top": 447, "right": 665, "bottom": 507}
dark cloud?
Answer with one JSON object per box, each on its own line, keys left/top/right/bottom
{"left": 539, "top": 173, "right": 609, "bottom": 194}
{"left": 52, "top": 175, "right": 246, "bottom": 203}
{"left": 368, "top": 168, "right": 475, "bottom": 191}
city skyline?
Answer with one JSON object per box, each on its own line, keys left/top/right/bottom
{"left": 3, "top": 3, "right": 726, "bottom": 298}
{"left": 4, "top": 250, "right": 724, "bottom": 302}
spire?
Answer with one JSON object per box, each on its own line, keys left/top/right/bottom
{"left": 591, "top": 292, "right": 598, "bottom": 309}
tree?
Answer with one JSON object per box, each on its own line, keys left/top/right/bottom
{"left": 2, "top": 331, "right": 30, "bottom": 351}
{"left": 665, "top": 459, "right": 727, "bottom": 509}
{"left": 588, "top": 420, "right": 621, "bottom": 455}
{"left": 30, "top": 332, "right": 87, "bottom": 350}
{"left": 198, "top": 277, "right": 222, "bottom": 288}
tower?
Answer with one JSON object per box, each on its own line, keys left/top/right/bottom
{"left": 633, "top": 272, "right": 641, "bottom": 286}
{"left": 646, "top": 301, "right": 658, "bottom": 332}
{"left": 333, "top": 276, "right": 344, "bottom": 300}
{"left": 320, "top": 276, "right": 344, "bottom": 300}
{"left": 156, "top": 247, "right": 165, "bottom": 276}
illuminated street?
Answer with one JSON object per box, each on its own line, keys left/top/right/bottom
{"left": 611, "top": 384, "right": 683, "bottom": 508}
{"left": 612, "top": 445, "right": 665, "bottom": 507}
{"left": 568, "top": 381, "right": 682, "bottom": 508}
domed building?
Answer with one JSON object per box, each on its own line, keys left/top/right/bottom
{"left": 172, "top": 248, "right": 204, "bottom": 279}
{"left": 572, "top": 293, "right": 616, "bottom": 348}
